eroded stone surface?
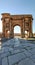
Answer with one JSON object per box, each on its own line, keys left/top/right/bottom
{"left": 0, "top": 38, "right": 35, "bottom": 65}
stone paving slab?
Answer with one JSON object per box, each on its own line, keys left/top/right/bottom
{"left": 0, "top": 38, "right": 35, "bottom": 65}
{"left": 8, "top": 52, "right": 25, "bottom": 65}
{"left": 18, "top": 58, "right": 35, "bottom": 65}
{"left": 2, "top": 57, "right": 8, "bottom": 65}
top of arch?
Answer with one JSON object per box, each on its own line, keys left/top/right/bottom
{"left": 1, "top": 13, "right": 33, "bottom": 20}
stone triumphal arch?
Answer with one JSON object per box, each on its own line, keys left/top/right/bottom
{"left": 1, "top": 13, "right": 33, "bottom": 38}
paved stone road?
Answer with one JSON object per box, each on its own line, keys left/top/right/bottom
{"left": 0, "top": 38, "right": 35, "bottom": 65}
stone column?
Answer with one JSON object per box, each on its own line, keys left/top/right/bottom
{"left": 21, "top": 19, "right": 25, "bottom": 38}
{"left": 1, "top": 18, "right": 5, "bottom": 38}
{"left": 9, "top": 18, "right": 14, "bottom": 38}
{"left": 22, "top": 18, "right": 25, "bottom": 38}
{"left": 11, "top": 26, "right": 14, "bottom": 38}
{"left": 29, "top": 19, "right": 33, "bottom": 37}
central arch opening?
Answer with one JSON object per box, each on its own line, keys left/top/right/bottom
{"left": 14, "top": 25, "right": 21, "bottom": 38}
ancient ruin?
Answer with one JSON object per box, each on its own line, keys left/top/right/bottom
{"left": 0, "top": 13, "right": 33, "bottom": 38}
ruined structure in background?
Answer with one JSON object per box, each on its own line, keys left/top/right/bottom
{"left": 0, "top": 13, "right": 33, "bottom": 38}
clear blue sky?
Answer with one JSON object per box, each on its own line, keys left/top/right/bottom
{"left": 0, "top": 0, "right": 35, "bottom": 33}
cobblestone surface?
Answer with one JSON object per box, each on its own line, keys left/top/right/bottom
{"left": 0, "top": 38, "right": 35, "bottom": 65}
